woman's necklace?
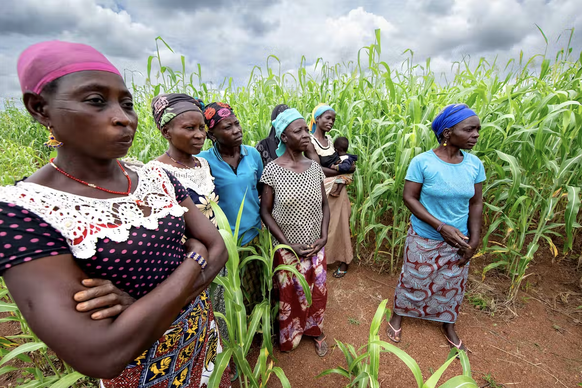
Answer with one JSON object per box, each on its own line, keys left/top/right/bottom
{"left": 50, "top": 158, "right": 131, "bottom": 195}
{"left": 165, "top": 151, "right": 200, "bottom": 169}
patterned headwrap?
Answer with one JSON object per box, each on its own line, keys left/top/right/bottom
{"left": 17, "top": 40, "right": 121, "bottom": 94}
{"left": 272, "top": 108, "right": 304, "bottom": 157}
{"left": 431, "top": 104, "right": 477, "bottom": 142}
{"left": 308, "top": 103, "right": 335, "bottom": 133}
{"left": 151, "top": 93, "right": 203, "bottom": 130}
{"left": 203, "top": 102, "right": 236, "bottom": 130}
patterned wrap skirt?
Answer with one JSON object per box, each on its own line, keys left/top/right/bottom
{"left": 274, "top": 248, "right": 327, "bottom": 352}
{"left": 101, "top": 290, "right": 230, "bottom": 388}
{"left": 393, "top": 228, "right": 469, "bottom": 324}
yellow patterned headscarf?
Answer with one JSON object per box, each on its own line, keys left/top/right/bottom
{"left": 309, "top": 103, "right": 334, "bottom": 133}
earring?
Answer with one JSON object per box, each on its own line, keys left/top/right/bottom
{"left": 44, "top": 126, "right": 63, "bottom": 148}
{"left": 443, "top": 140, "right": 447, "bottom": 147}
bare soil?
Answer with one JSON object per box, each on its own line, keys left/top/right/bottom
{"left": 258, "top": 253, "right": 582, "bottom": 388}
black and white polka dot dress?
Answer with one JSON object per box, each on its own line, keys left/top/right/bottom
{"left": 260, "top": 160, "right": 325, "bottom": 246}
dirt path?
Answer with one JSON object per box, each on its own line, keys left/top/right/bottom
{"left": 260, "top": 263, "right": 582, "bottom": 388}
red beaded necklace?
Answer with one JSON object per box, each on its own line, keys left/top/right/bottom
{"left": 49, "top": 158, "right": 132, "bottom": 196}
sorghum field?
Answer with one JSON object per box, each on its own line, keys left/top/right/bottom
{"left": 0, "top": 31, "right": 580, "bottom": 387}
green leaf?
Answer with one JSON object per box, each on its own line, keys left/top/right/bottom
{"left": 0, "top": 342, "right": 47, "bottom": 366}
{"left": 273, "top": 264, "right": 312, "bottom": 306}
{"left": 207, "top": 348, "right": 233, "bottom": 388}
{"left": 49, "top": 371, "right": 85, "bottom": 388}
{"left": 437, "top": 375, "right": 479, "bottom": 388}
{"left": 423, "top": 354, "right": 457, "bottom": 388}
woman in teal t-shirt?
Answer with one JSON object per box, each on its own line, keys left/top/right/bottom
{"left": 387, "top": 104, "right": 485, "bottom": 353}
{"left": 198, "top": 102, "right": 264, "bottom": 311}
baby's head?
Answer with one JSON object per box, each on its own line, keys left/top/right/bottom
{"left": 334, "top": 137, "right": 349, "bottom": 156}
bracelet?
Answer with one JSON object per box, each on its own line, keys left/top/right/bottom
{"left": 185, "top": 251, "right": 207, "bottom": 270}
{"left": 436, "top": 222, "right": 446, "bottom": 232}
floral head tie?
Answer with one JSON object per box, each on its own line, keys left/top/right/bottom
{"left": 203, "top": 102, "right": 236, "bottom": 130}
{"left": 151, "top": 93, "right": 204, "bottom": 130}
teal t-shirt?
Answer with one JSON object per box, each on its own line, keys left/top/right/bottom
{"left": 406, "top": 150, "right": 486, "bottom": 241}
{"left": 198, "top": 145, "right": 263, "bottom": 245}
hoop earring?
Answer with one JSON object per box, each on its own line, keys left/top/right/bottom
{"left": 44, "top": 126, "right": 63, "bottom": 148}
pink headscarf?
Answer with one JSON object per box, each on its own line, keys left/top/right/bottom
{"left": 17, "top": 40, "right": 121, "bottom": 94}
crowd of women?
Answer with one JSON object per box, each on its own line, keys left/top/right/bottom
{"left": 0, "top": 40, "right": 484, "bottom": 388}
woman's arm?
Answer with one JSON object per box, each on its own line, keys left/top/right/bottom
{"left": 260, "top": 184, "right": 311, "bottom": 257}
{"left": 180, "top": 196, "right": 228, "bottom": 298}
{"left": 305, "top": 181, "right": 330, "bottom": 257}
{"left": 403, "top": 180, "right": 471, "bottom": 249}
{"left": 458, "top": 183, "right": 483, "bottom": 266}
{"left": 304, "top": 143, "right": 343, "bottom": 177}
{"left": 4, "top": 253, "right": 201, "bottom": 379}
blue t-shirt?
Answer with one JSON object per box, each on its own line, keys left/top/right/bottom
{"left": 198, "top": 145, "right": 263, "bottom": 245}
{"left": 406, "top": 150, "right": 486, "bottom": 240}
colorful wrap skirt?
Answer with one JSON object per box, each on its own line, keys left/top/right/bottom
{"left": 274, "top": 248, "right": 327, "bottom": 352}
{"left": 101, "top": 290, "right": 230, "bottom": 388}
{"left": 393, "top": 228, "right": 469, "bottom": 324}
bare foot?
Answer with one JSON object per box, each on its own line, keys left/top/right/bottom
{"left": 329, "top": 183, "right": 343, "bottom": 197}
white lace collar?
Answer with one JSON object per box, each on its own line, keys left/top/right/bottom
{"left": 147, "top": 158, "right": 215, "bottom": 197}
{"left": 0, "top": 163, "right": 187, "bottom": 259}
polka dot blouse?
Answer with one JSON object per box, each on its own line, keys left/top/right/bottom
{"left": 0, "top": 164, "right": 190, "bottom": 298}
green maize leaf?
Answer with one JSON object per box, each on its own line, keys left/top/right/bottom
{"left": 270, "top": 366, "right": 292, "bottom": 388}
{"left": 367, "top": 299, "right": 387, "bottom": 380}
{"left": 371, "top": 340, "right": 423, "bottom": 387}
{"left": 207, "top": 348, "right": 233, "bottom": 388}
{"left": 232, "top": 348, "right": 258, "bottom": 386}
{"left": 243, "top": 302, "right": 266, "bottom": 355}
{"left": 565, "top": 186, "right": 581, "bottom": 251}
{"left": 423, "top": 353, "right": 458, "bottom": 388}
{"left": 0, "top": 302, "right": 19, "bottom": 313}
{"left": 316, "top": 366, "right": 350, "bottom": 379}
{"left": 253, "top": 345, "right": 268, "bottom": 381}
{"left": 273, "top": 264, "right": 312, "bottom": 306}
{"left": 437, "top": 375, "right": 479, "bottom": 388}
{"left": 0, "top": 365, "right": 18, "bottom": 376}
{"left": 210, "top": 201, "right": 232, "bottom": 236}
{"left": 0, "top": 341, "right": 47, "bottom": 366}
{"left": 233, "top": 191, "right": 247, "bottom": 242}
{"left": 349, "top": 353, "right": 371, "bottom": 375}
{"left": 262, "top": 302, "right": 274, "bottom": 356}
{"left": 49, "top": 371, "right": 86, "bottom": 388}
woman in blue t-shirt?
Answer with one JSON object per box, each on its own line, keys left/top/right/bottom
{"left": 198, "top": 102, "right": 264, "bottom": 309}
{"left": 387, "top": 104, "right": 485, "bottom": 352}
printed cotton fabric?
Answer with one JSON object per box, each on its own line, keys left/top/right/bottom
{"left": 274, "top": 248, "right": 327, "bottom": 352}
{"left": 393, "top": 228, "right": 469, "bottom": 324}
{"left": 101, "top": 291, "right": 231, "bottom": 388}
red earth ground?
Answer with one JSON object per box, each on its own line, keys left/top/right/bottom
{"left": 247, "top": 252, "right": 582, "bottom": 388}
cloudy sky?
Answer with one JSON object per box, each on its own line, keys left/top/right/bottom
{"left": 1, "top": 0, "right": 581, "bottom": 100}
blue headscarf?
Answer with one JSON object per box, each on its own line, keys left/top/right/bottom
{"left": 431, "top": 104, "right": 477, "bottom": 142}
{"left": 272, "top": 108, "right": 305, "bottom": 157}
{"left": 309, "top": 104, "right": 334, "bottom": 133}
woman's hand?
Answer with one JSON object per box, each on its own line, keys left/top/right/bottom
{"left": 305, "top": 238, "right": 327, "bottom": 258}
{"left": 74, "top": 279, "right": 135, "bottom": 320}
{"left": 348, "top": 163, "right": 356, "bottom": 173}
{"left": 439, "top": 224, "right": 471, "bottom": 250}
{"left": 289, "top": 244, "right": 313, "bottom": 258}
{"left": 457, "top": 239, "right": 479, "bottom": 267}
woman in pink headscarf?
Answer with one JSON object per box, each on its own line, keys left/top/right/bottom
{"left": 0, "top": 41, "right": 231, "bottom": 387}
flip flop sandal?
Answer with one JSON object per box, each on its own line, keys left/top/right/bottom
{"left": 314, "top": 335, "right": 328, "bottom": 357}
{"left": 441, "top": 328, "right": 469, "bottom": 354}
{"left": 333, "top": 268, "right": 347, "bottom": 278}
{"left": 387, "top": 322, "right": 401, "bottom": 343}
